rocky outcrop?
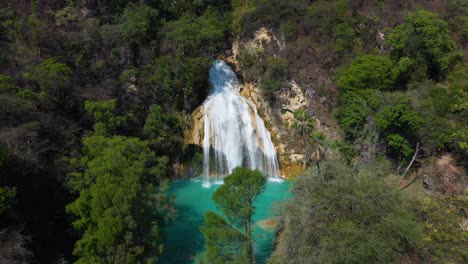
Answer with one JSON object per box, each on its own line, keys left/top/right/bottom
{"left": 184, "top": 106, "right": 204, "bottom": 147}
{"left": 184, "top": 27, "right": 342, "bottom": 178}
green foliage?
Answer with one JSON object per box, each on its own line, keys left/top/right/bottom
{"left": 67, "top": 135, "right": 171, "bottom": 263}
{"left": 271, "top": 161, "right": 422, "bottom": 264}
{"left": 238, "top": 47, "right": 260, "bottom": 69}
{"left": 411, "top": 64, "right": 468, "bottom": 153}
{"left": 445, "top": 63, "right": 468, "bottom": 113}
{"left": 258, "top": 57, "right": 288, "bottom": 99}
{"left": 55, "top": 2, "right": 77, "bottom": 26}
{"left": 418, "top": 196, "right": 468, "bottom": 263}
{"left": 337, "top": 55, "right": 399, "bottom": 92}
{"left": 279, "top": 20, "right": 295, "bottom": 40}
{"left": 206, "top": 167, "right": 266, "bottom": 263}
{"left": 143, "top": 55, "right": 211, "bottom": 111}
{"left": 376, "top": 97, "right": 421, "bottom": 158}
{"left": 293, "top": 109, "right": 314, "bottom": 138}
{"left": 336, "top": 89, "right": 381, "bottom": 138}
{"left": 0, "top": 93, "right": 37, "bottom": 127}
{"left": 265, "top": 57, "right": 288, "bottom": 77}
{"left": 0, "top": 74, "right": 18, "bottom": 93}
{"left": 85, "top": 99, "right": 132, "bottom": 136}
{"left": 213, "top": 168, "right": 266, "bottom": 232}
{"left": 260, "top": 79, "right": 282, "bottom": 97}
{"left": 22, "top": 59, "right": 72, "bottom": 98}
{"left": 331, "top": 140, "right": 356, "bottom": 164}
{"left": 120, "top": 4, "right": 158, "bottom": 45}
{"left": 200, "top": 211, "right": 247, "bottom": 263}
{"left": 388, "top": 10, "right": 463, "bottom": 80}
{"left": 27, "top": 14, "right": 44, "bottom": 52}
{"left": 332, "top": 22, "right": 355, "bottom": 53}
{"left": 448, "top": 0, "right": 468, "bottom": 42}
{"left": 0, "top": 7, "right": 20, "bottom": 43}
{"left": 233, "top": 0, "right": 310, "bottom": 35}
{"left": 309, "top": 131, "right": 330, "bottom": 168}
{"left": 305, "top": 0, "right": 348, "bottom": 38}
{"left": 143, "top": 104, "right": 185, "bottom": 155}
{"left": 162, "top": 7, "right": 227, "bottom": 57}
{"left": 231, "top": 0, "right": 255, "bottom": 34}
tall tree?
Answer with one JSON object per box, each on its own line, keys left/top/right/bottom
{"left": 67, "top": 135, "right": 171, "bottom": 263}
{"left": 200, "top": 211, "right": 247, "bottom": 263}
{"left": 202, "top": 167, "right": 266, "bottom": 263}
{"left": 388, "top": 10, "right": 463, "bottom": 81}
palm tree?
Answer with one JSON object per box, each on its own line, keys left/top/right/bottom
{"left": 309, "top": 131, "right": 328, "bottom": 171}
{"left": 293, "top": 109, "right": 314, "bottom": 139}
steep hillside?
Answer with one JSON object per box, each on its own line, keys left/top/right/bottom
{"left": 0, "top": 0, "right": 466, "bottom": 263}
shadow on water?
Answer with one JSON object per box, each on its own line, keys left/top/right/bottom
{"left": 160, "top": 205, "right": 204, "bottom": 263}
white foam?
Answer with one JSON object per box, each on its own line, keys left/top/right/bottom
{"left": 202, "top": 60, "right": 282, "bottom": 186}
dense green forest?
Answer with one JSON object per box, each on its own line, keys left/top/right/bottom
{"left": 0, "top": 0, "right": 466, "bottom": 263}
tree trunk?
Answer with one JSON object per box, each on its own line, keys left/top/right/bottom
{"left": 401, "top": 142, "right": 420, "bottom": 178}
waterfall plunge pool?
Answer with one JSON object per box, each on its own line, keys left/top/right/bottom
{"left": 160, "top": 179, "right": 291, "bottom": 263}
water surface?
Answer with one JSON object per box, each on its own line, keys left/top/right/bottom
{"left": 161, "top": 179, "right": 291, "bottom": 263}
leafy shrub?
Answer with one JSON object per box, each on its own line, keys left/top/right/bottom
{"left": 388, "top": 10, "right": 463, "bottom": 80}
{"left": 22, "top": 59, "right": 72, "bottom": 98}
{"left": 143, "top": 104, "right": 185, "bottom": 156}
{"left": 336, "top": 89, "right": 381, "bottom": 138}
{"left": 260, "top": 79, "right": 282, "bottom": 97}
{"left": 337, "top": 55, "right": 399, "bottom": 92}
{"left": 120, "top": 4, "right": 157, "bottom": 45}
{"left": 332, "top": 22, "right": 355, "bottom": 53}
{"left": 85, "top": 99, "right": 131, "bottom": 136}
{"left": 376, "top": 97, "right": 421, "bottom": 158}
{"left": 264, "top": 56, "right": 289, "bottom": 78}
{"left": 271, "top": 161, "right": 422, "bottom": 264}
{"left": 418, "top": 196, "right": 468, "bottom": 263}
{"left": 162, "top": 7, "right": 227, "bottom": 57}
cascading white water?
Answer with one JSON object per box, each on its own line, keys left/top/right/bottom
{"left": 202, "top": 60, "right": 281, "bottom": 187}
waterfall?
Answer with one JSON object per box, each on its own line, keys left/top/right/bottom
{"left": 202, "top": 60, "right": 281, "bottom": 187}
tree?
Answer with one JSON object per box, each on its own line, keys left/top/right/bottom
{"left": 143, "top": 104, "right": 185, "bottom": 156}
{"left": 336, "top": 89, "right": 381, "bottom": 139}
{"left": 388, "top": 10, "right": 463, "bottom": 80}
{"left": 337, "top": 55, "right": 399, "bottom": 92}
{"left": 309, "top": 131, "right": 329, "bottom": 170}
{"left": 21, "top": 59, "right": 72, "bottom": 99}
{"left": 203, "top": 167, "right": 266, "bottom": 264}
{"left": 162, "top": 7, "right": 227, "bottom": 57}
{"left": 332, "top": 22, "right": 355, "bottom": 54}
{"left": 142, "top": 55, "right": 212, "bottom": 111}
{"left": 293, "top": 109, "right": 314, "bottom": 139}
{"left": 67, "top": 135, "right": 171, "bottom": 263}
{"left": 270, "top": 161, "right": 422, "bottom": 264}
{"left": 375, "top": 97, "right": 421, "bottom": 159}
{"left": 200, "top": 211, "right": 247, "bottom": 263}
{"left": 84, "top": 99, "right": 133, "bottom": 136}
{"left": 120, "top": 3, "right": 158, "bottom": 65}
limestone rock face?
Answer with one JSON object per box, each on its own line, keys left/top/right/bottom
{"left": 279, "top": 80, "right": 307, "bottom": 128}
{"left": 184, "top": 106, "right": 204, "bottom": 147}
{"left": 184, "top": 27, "right": 315, "bottom": 178}
{"left": 240, "top": 80, "right": 309, "bottom": 178}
